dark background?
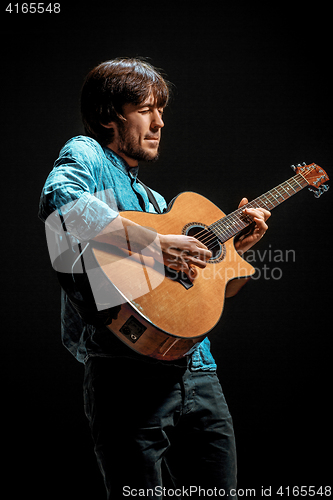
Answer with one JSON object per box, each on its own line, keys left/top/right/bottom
{"left": 3, "top": 2, "right": 332, "bottom": 498}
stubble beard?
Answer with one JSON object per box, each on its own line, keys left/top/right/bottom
{"left": 117, "top": 122, "right": 160, "bottom": 163}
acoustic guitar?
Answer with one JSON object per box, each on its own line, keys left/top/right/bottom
{"left": 58, "top": 163, "right": 329, "bottom": 361}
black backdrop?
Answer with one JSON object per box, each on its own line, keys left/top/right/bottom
{"left": 3, "top": 2, "right": 332, "bottom": 498}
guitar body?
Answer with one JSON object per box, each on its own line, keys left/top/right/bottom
{"left": 91, "top": 192, "right": 255, "bottom": 360}
{"left": 49, "top": 163, "right": 328, "bottom": 361}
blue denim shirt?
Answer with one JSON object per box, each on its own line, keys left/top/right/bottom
{"left": 39, "top": 136, "right": 217, "bottom": 370}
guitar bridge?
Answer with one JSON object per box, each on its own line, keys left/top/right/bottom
{"left": 164, "top": 267, "right": 193, "bottom": 289}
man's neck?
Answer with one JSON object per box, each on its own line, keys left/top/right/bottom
{"left": 107, "top": 144, "right": 138, "bottom": 168}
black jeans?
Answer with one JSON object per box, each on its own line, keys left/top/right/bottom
{"left": 83, "top": 356, "right": 237, "bottom": 499}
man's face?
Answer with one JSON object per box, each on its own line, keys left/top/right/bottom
{"left": 107, "top": 93, "right": 165, "bottom": 166}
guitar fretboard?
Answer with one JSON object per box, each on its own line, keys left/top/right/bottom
{"left": 209, "top": 173, "right": 309, "bottom": 243}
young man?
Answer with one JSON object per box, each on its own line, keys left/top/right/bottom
{"left": 39, "top": 58, "right": 270, "bottom": 499}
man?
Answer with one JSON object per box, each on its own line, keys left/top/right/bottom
{"left": 39, "top": 58, "right": 270, "bottom": 499}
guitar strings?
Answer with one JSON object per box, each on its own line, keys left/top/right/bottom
{"left": 189, "top": 172, "right": 310, "bottom": 251}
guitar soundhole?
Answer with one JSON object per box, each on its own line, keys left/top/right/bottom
{"left": 182, "top": 223, "right": 226, "bottom": 263}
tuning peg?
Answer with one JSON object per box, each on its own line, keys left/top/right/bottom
{"left": 308, "top": 186, "right": 319, "bottom": 197}
{"left": 291, "top": 163, "right": 307, "bottom": 171}
{"left": 308, "top": 184, "right": 330, "bottom": 198}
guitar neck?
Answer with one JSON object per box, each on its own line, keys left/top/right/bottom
{"left": 210, "top": 172, "right": 309, "bottom": 243}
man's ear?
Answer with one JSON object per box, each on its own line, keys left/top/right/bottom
{"left": 101, "top": 121, "right": 116, "bottom": 129}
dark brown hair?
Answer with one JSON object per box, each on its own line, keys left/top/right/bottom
{"left": 80, "top": 58, "right": 171, "bottom": 145}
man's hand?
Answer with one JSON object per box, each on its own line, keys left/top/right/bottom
{"left": 234, "top": 198, "right": 271, "bottom": 255}
{"left": 158, "top": 234, "right": 212, "bottom": 277}
{"left": 94, "top": 215, "right": 212, "bottom": 278}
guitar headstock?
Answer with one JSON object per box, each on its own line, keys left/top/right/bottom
{"left": 291, "top": 163, "right": 329, "bottom": 198}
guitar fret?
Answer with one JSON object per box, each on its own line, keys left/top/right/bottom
{"left": 285, "top": 181, "right": 296, "bottom": 194}
{"left": 210, "top": 173, "right": 310, "bottom": 243}
{"left": 261, "top": 193, "right": 275, "bottom": 209}
{"left": 229, "top": 212, "right": 245, "bottom": 231}
{"left": 293, "top": 177, "right": 303, "bottom": 189}
{"left": 271, "top": 189, "right": 283, "bottom": 203}
{"left": 280, "top": 185, "right": 290, "bottom": 197}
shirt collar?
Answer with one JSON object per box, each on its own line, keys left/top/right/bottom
{"left": 103, "top": 146, "right": 139, "bottom": 179}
